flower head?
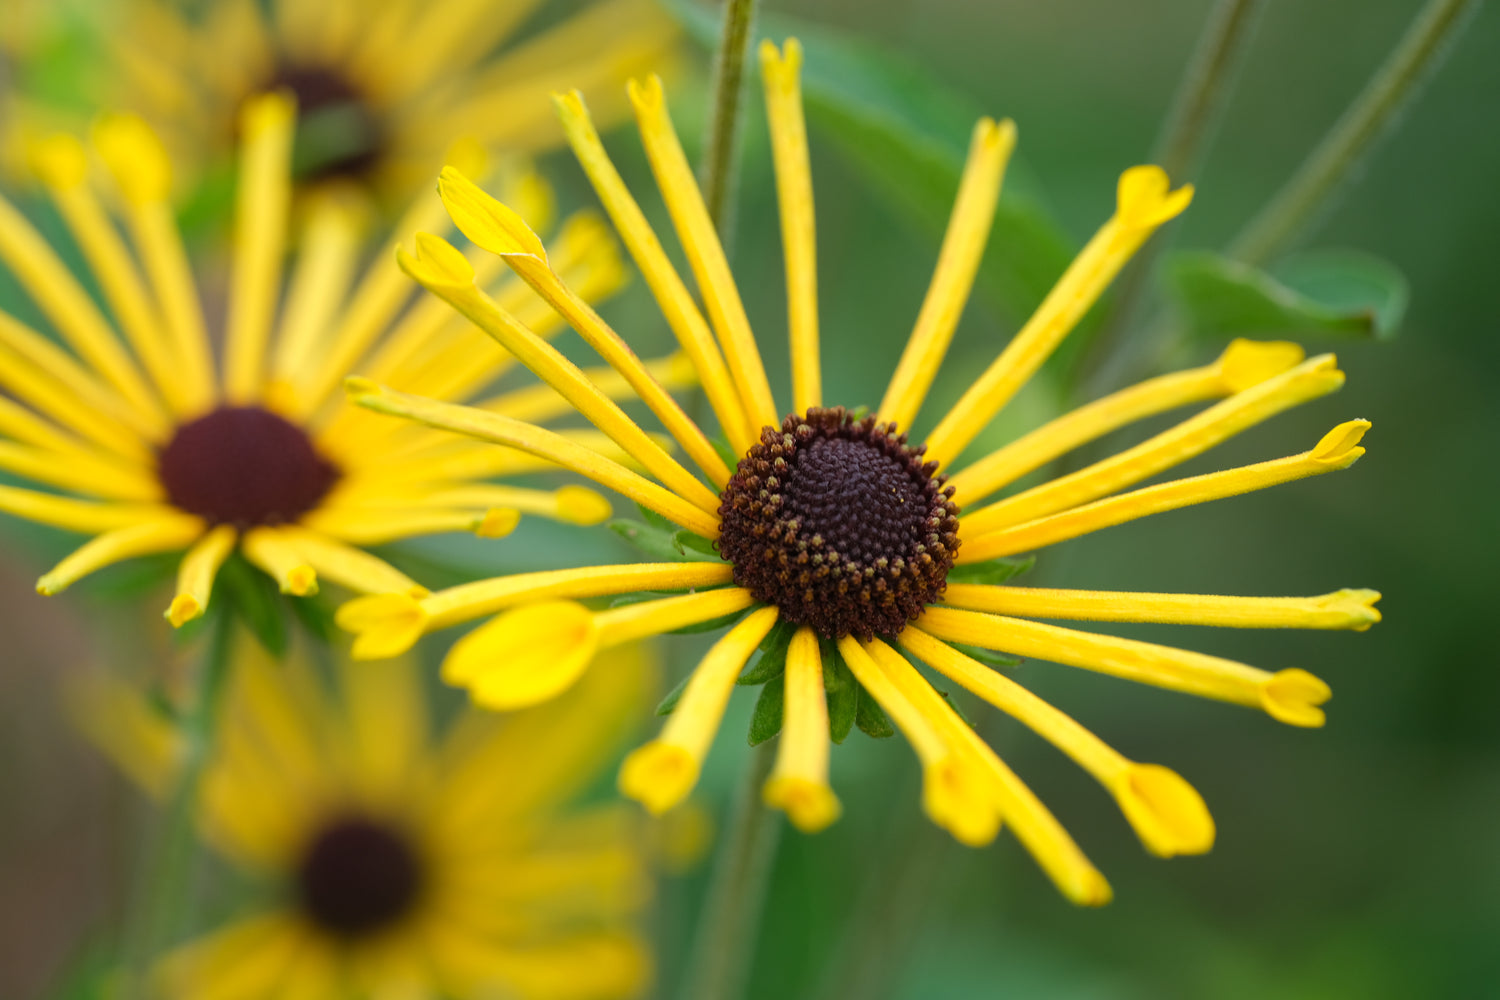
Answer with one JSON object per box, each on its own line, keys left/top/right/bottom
{"left": 8, "top": 0, "right": 679, "bottom": 201}
{"left": 71, "top": 636, "right": 656, "bottom": 998}
{"left": 344, "top": 40, "right": 1381, "bottom": 904}
{"left": 0, "top": 94, "right": 672, "bottom": 625}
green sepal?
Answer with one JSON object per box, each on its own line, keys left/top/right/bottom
{"left": 214, "top": 553, "right": 287, "bottom": 656}
{"left": 934, "top": 687, "right": 976, "bottom": 729}
{"left": 609, "top": 518, "right": 720, "bottom": 562}
{"left": 655, "top": 672, "right": 692, "bottom": 716}
{"left": 1165, "top": 249, "right": 1408, "bottom": 341}
{"left": 636, "top": 501, "right": 676, "bottom": 531}
{"left": 710, "top": 433, "right": 741, "bottom": 471}
{"left": 737, "top": 620, "right": 795, "bottom": 685}
{"left": 821, "top": 641, "right": 858, "bottom": 744}
{"left": 673, "top": 529, "right": 719, "bottom": 560}
{"left": 945, "top": 555, "right": 1036, "bottom": 585}
{"left": 949, "top": 642, "right": 1023, "bottom": 669}
{"left": 748, "top": 674, "right": 786, "bottom": 746}
{"left": 854, "top": 681, "right": 896, "bottom": 738}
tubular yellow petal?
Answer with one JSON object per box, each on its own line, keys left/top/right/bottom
{"left": 397, "top": 232, "right": 724, "bottom": 511}
{"left": 941, "top": 584, "right": 1383, "bottom": 631}
{"left": 959, "top": 420, "right": 1371, "bottom": 563}
{"left": 0, "top": 192, "right": 166, "bottom": 435}
{"left": 593, "top": 587, "right": 756, "bottom": 648}
{"left": 925, "top": 165, "right": 1194, "bottom": 467}
{"left": 554, "top": 89, "right": 753, "bottom": 454}
{"left": 270, "top": 188, "right": 366, "bottom": 387}
{"left": 620, "top": 605, "right": 779, "bottom": 814}
{"left": 223, "top": 93, "right": 294, "bottom": 403}
{"left": 917, "top": 605, "right": 1330, "bottom": 726}
{"left": 629, "top": 75, "right": 778, "bottom": 430}
{"left": 836, "top": 634, "right": 1000, "bottom": 846}
{"left": 438, "top": 168, "right": 732, "bottom": 488}
{"left": 336, "top": 562, "right": 734, "bottom": 659}
{"left": 760, "top": 39, "right": 821, "bottom": 413}
{"left": 0, "top": 485, "right": 167, "bottom": 533}
{"left": 240, "top": 527, "right": 317, "bottom": 596}
{"left": 301, "top": 506, "right": 498, "bottom": 545}
{"left": 276, "top": 527, "right": 428, "bottom": 597}
{"left": 948, "top": 339, "right": 1306, "bottom": 507}
{"left": 961, "top": 353, "right": 1346, "bottom": 536}
{"left": 479, "top": 351, "right": 698, "bottom": 426}
{"left": 397, "top": 484, "right": 614, "bottom": 526}
{"left": 444, "top": 601, "right": 600, "bottom": 709}
{"left": 880, "top": 117, "right": 1016, "bottom": 431}
{"left": 167, "top": 523, "right": 237, "bottom": 626}
{"left": 0, "top": 441, "right": 159, "bottom": 500}
{"left": 899, "top": 627, "right": 1213, "bottom": 857}
{"left": 94, "top": 114, "right": 216, "bottom": 415}
{"left": 475, "top": 508, "right": 521, "bottom": 538}
{"left": 37, "top": 514, "right": 203, "bottom": 595}
{"left": 346, "top": 377, "right": 721, "bottom": 537}
{"left": 0, "top": 326, "right": 149, "bottom": 459}
{"left": 31, "top": 134, "right": 193, "bottom": 415}
{"left": 764, "top": 626, "right": 841, "bottom": 832}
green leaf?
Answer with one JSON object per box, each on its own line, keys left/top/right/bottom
{"left": 673, "top": 530, "right": 720, "bottom": 560}
{"left": 609, "top": 518, "right": 719, "bottom": 562}
{"left": 945, "top": 555, "right": 1036, "bottom": 585}
{"left": 738, "top": 620, "right": 795, "bottom": 685}
{"left": 214, "top": 554, "right": 287, "bottom": 656}
{"left": 823, "top": 648, "right": 858, "bottom": 744}
{"left": 1165, "top": 249, "right": 1408, "bottom": 341}
{"left": 656, "top": 672, "right": 693, "bottom": 716}
{"left": 748, "top": 674, "right": 786, "bottom": 746}
{"left": 934, "top": 686, "right": 976, "bottom": 729}
{"left": 854, "top": 681, "right": 896, "bottom": 738}
{"left": 950, "top": 642, "right": 1023, "bottom": 669}
{"left": 663, "top": 1, "right": 1077, "bottom": 327}
{"left": 710, "top": 432, "right": 741, "bottom": 471}
{"left": 635, "top": 501, "right": 676, "bottom": 532}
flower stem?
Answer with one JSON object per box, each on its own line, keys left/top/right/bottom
{"left": 1079, "top": 0, "right": 1265, "bottom": 397}
{"left": 124, "top": 612, "right": 235, "bottom": 996}
{"left": 698, "top": 0, "right": 760, "bottom": 239}
{"left": 1230, "top": 0, "right": 1479, "bottom": 265}
{"left": 679, "top": 741, "right": 781, "bottom": 1000}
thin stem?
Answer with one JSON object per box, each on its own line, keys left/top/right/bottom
{"left": 1079, "top": 0, "right": 1265, "bottom": 398}
{"left": 1230, "top": 0, "right": 1479, "bottom": 265}
{"left": 697, "top": 0, "right": 760, "bottom": 238}
{"left": 124, "top": 612, "right": 235, "bottom": 996}
{"left": 678, "top": 742, "right": 781, "bottom": 1000}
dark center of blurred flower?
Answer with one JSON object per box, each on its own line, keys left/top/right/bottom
{"left": 717, "top": 407, "right": 960, "bottom": 640}
{"left": 157, "top": 406, "right": 339, "bottom": 529}
{"left": 295, "top": 815, "right": 424, "bottom": 938}
{"left": 263, "top": 64, "right": 385, "bottom": 182}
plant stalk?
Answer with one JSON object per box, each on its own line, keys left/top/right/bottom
{"left": 698, "top": 0, "right": 760, "bottom": 239}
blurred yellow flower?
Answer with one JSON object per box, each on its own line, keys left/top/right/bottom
{"left": 0, "top": 94, "right": 685, "bottom": 624}
{"left": 72, "top": 635, "right": 656, "bottom": 999}
{"left": 38, "top": 0, "right": 679, "bottom": 202}
{"left": 340, "top": 39, "right": 1381, "bottom": 905}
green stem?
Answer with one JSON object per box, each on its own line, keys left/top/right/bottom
{"left": 1230, "top": 0, "right": 1479, "bottom": 265}
{"left": 697, "top": 0, "right": 760, "bottom": 239}
{"left": 124, "top": 612, "right": 235, "bottom": 997}
{"left": 678, "top": 742, "right": 781, "bottom": 1000}
{"left": 1079, "top": 0, "right": 1265, "bottom": 397}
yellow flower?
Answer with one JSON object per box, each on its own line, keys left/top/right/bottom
{"left": 71, "top": 636, "right": 656, "bottom": 999}
{"left": 0, "top": 94, "right": 678, "bottom": 625}
{"left": 24, "top": 0, "right": 679, "bottom": 202}
{"left": 341, "top": 40, "right": 1381, "bottom": 905}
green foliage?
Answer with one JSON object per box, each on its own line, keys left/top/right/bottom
{"left": 610, "top": 503, "right": 723, "bottom": 562}
{"left": 1166, "top": 249, "right": 1408, "bottom": 341}
{"left": 748, "top": 673, "right": 786, "bottom": 746}
{"left": 213, "top": 553, "right": 287, "bottom": 656}
{"left": 737, "top": 620, "right": 795, "bottom": 685}
{"left": 944, "top": 555, "right": 1036, "bottom": 585}
{"left": 854, "top": 682, "right": 896, "bottom": 738}
{"left": 821, "top": 639, "right": 858, "bottom": 744}
{"left": 655, "top": 671, "right": 693, "bottom": 716}
{"left": 949, "top": 643, "right": 1023, "bottom": 669}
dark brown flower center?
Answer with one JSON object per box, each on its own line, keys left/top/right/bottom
{"left": 717, "top": 407, "right": 960, "bottom": 640}
{"left": 157, "top": 406, "right": 339, "bottom": 528}
{"left": 262, "top": 64, "right": 384, "bottom": 182}
{"left": 295, "top": 815, "right": 424, "bottom": 938}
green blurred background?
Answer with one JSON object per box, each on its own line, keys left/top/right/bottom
{"left": 3, "top": 0, "right": 1498, "bottom": 997}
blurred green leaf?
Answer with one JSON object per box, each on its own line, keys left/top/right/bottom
{"left": 738, "top": 620, "right": 794, "bottom": 685}
{"left": 949, "top": 642, "right": 1022, "bottom": 669}
{"left": 609, "top": 518, "right": 719, "bottom": 562}
{"left": 822, "top": 640, "right": 857, "bottom": 743}
{"left": 944, "top": 554, "right": 1035, "bottom": 585}
{"left": 215, "top": 554, "right": 287, "bottom": 656}
{"left": 1165, "top": 249, "right": 1408, "bottom": 341}
{"left": 665, "top": 0, "right": 1077, "bottom": 325}
{"left": 656, "top": 671, "right": 693, "bottom": 715}
{"left": 748, "top": 673, "right": 786, "bottom": 746}
{"left": 854, "top": 681, "right": 896, "bottom": 738}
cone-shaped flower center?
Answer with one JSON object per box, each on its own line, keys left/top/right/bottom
{"left": 295, "top": 815, "right": 424, "bottom": 938}
{"left": 717, "top": 408, "right": 960, "bottom": 639}
{"left": 157, "top": 406, "right": 339, "bottom": 528}
{"left": 262, "top": 64, "right": 384, "bottom": 182}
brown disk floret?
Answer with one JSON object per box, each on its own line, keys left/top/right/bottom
{"left": 717, "top": 407, "right": 960, "bottom": 640}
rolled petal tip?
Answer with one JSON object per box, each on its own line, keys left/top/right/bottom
{"left": 93, "top": 113, "right": 171, "bottom": 204}
{"left": 1115, "top": 165, "right": 1193, "bottom": 229}
{"left": 395, "top": 232, "right": 475, "bottom": 289}
{"left": 335, "top": 592, "right": 429, "bottom": 660}
{"left": 1115, "top": 764, "right": 1216, "bottom": 858}
{"left": 1217, "top": 339, "right": 1307, "bottom": 393}
{"left": 1260, "top": 668, "right": 1332, "bottom": 727}
{"left": 922, "top": 758, "right": 1001, "bottom": 847}
{"left": 165, "top": 594, "right": 204, "bottom": 628}
{"left": 28, "top": 133, "right": 89, "bottom": 189}
{"left": 438, "top": 166, "right": 547, "bottom": 259}
{"left": 445, "top": 601, "right": 599, "bottom": 710}
{"left": 475, "top": 508, "right": 521, "bottom": 538}
{"left": 1312, "top": 420, "right": 1370, "bottom": 466}
{"left": 763, "top": 776, "right": 842, "bottom": 833}
{"left": 556, "top": 485, "right": 614, "bottom": 525}
{"left": 619, "top": 741, "right": 700, "bottom": 815}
